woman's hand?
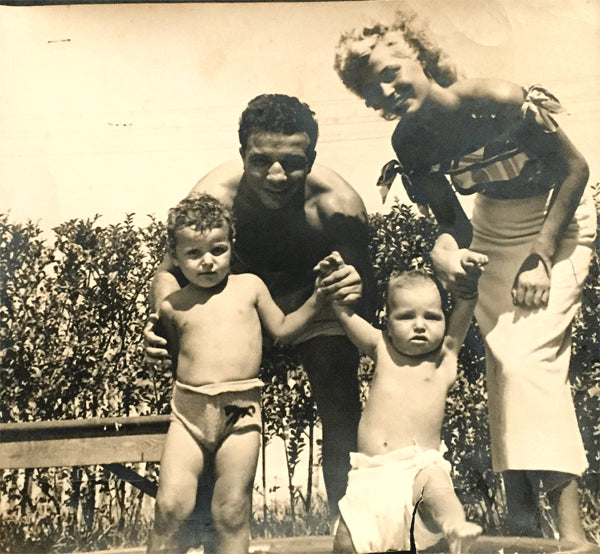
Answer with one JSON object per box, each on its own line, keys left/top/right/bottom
{"left": 511, "top": 254, "right": 551, "bottom": 309}
{"left": 315, "top": 251, "right": 363, "bottom": 305}
{"left": 142, "top": 313, "right": 170, "bottom": 365}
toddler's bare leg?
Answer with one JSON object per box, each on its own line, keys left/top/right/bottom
{"left": 212, "top": 429, "right": 260, "bottom": 554}
{"left": 148, "top": 422, "right": 206, "bottom": 553}
{"left": 333, "top": 517, "right": 357, "bottom": 553}
{"left": 546, "top": 476, "right": 587, "bottom": 543}
{"left": 414, "top": 464, "right": 481, "bottom": 554}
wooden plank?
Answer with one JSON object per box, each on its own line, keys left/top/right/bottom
{"left": 0, "top": 415, "right": 170, "bottom": 442}
{"left": 0, "top": 415, "right": 170, "bottom": 469}
{"left": 0, "top": 433, "right": 167, "bottom": 468}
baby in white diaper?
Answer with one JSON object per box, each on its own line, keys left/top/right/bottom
{"left": 321, "top": 253, "right": 487, "bottom": 553}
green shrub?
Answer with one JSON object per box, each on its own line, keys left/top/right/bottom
{"left": 0, "top": 200, "right": 598, "bottom": 550}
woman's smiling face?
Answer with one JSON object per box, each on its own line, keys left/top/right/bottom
{"left": 359, "top": 40, "right": 432, "bottom": 120}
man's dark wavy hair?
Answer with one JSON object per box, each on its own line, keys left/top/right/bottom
{"left": 238, "top": 94, "right": 319, "bottom": 156}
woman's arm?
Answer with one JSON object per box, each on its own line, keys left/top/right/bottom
{"left": 418, "top": 172, "right": 480, "bottom": 296}
{"left": 461, "top": 80, "right": 589, "bottom": 308}
{"left": 510, "top": 122, "right": 589, "bottom": 308}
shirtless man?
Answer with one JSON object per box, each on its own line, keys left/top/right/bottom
{"left": 325, "top": 253, "right": 487, "bottom": 553}
{"left": 145, "top": 94, "right": 375, "bottom": 525}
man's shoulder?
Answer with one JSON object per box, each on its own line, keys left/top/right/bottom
{"left": 188, "top": 160, "right": 243, "bottom": 207}
{"left": 306, "top": 164, "right": 366, "bottom": 216}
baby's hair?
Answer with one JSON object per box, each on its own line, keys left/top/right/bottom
{"left": 167, "top": 193, "right": 234, "bottom": 251}
{"left": 334, "top": 7, "right": 458, "bottom": 106}
{"left": 385, "top": 269, "right": 448, "bottom": 314}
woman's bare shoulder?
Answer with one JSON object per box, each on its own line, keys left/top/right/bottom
{"left": 451, "top": 79, "right": 525, "bottom": 109}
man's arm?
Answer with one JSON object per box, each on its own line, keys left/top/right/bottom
{"left": 157, "top": 300, "right": 179, "bottom": 367}
{"left": 149, "top": 160, "right": 245, "bottom": 311}
{"left": 144, "top": 160, "right": 244, "bottom": 359}
{"left": 315, "top": 174, "right": 377, "bottom": 320}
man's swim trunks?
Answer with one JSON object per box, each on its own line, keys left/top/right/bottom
{"left": 170, "top": 378, "right": 263, "bottom": 452}
{"left": 338, "top": 444, "right": 452, "bottom": 553}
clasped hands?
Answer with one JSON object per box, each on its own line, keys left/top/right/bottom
{"left": 313, "top": 251, "right": 362, "bottom": 305}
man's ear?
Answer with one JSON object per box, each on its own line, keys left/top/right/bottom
{"left": 239, "top": 146, "right": 245, "bottom": 160}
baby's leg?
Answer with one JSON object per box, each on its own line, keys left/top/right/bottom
{"left": 414, "top": 464, "right": 481, "bottom": 554}
{"left": 333, "top": 517, "right": 357, "bottom": 553}
{"left": 212, "top": 429, "right": 260, "bottom": 554}
{"left": 148, "top": 422, "right": 207, "bottom": 553}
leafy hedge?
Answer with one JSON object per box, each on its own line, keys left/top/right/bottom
{"left": 0, "top": 200, "right": 598, "bottom": 550}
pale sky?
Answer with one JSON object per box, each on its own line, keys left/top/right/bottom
{"left": 1, "top": 0, "right": 599, "bottom": 230}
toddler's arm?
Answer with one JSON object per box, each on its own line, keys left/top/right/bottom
{"left": 444, "top": 251, "right": 487, "bottom": 353}
{"left": 254, "top": 276, "right": 325, "bottom": 343}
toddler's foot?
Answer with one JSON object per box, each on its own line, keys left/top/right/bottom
{"left": 444, "top": 521, "right": 482, "bottom": 554}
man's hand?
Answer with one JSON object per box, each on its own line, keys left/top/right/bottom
{"left": 511, "top": 253, "right": 551, "bottom": 309}
{"left": 314, "top": 251, "right": 362, "bottom": 305}
{"left": 143, "top": 313, "right": 170, "bottom": 365}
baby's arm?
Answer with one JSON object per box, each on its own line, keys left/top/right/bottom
{"left": 444, "top": 251, "right": 487, "bottom": 353}
{"left": 254, "top": 276, "right": 324, "bottom": 343}
{"left": 333, "top": 303, "right": 379, "bottom": 359}
{"left": 315, "top": 251, "right": 379, "bottom": 357}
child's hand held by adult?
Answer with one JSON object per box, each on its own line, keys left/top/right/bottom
{"left": 460, "top": 251, "right": 488, "bottom": 274}
{"left": 315, "top": 251, "right": 363, "bottom": 305}
{"left": 455, "top": 250, "right": 487, "bottom": 300}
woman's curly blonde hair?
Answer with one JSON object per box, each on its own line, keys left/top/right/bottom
{"left": 334, "top": 8, "right": 458, "bottom": 100}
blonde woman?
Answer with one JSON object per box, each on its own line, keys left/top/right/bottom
{"left": 335, "top": 9, "right": 596, "bottom": 544}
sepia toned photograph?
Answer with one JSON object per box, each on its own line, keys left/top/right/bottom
{"left": 1, "top": 1, "right": 599, "bottom": 552}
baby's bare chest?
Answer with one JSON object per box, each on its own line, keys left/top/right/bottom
{"left": 371, "top": 355, "right": 454, "bottom": 405}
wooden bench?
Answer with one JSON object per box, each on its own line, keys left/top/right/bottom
{"left": 0, "top": 415, "right": 170, "bottom": 497}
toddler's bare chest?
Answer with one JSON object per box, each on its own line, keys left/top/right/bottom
{"left": 174, "top": 299, "right": 259, "bottom": 338}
